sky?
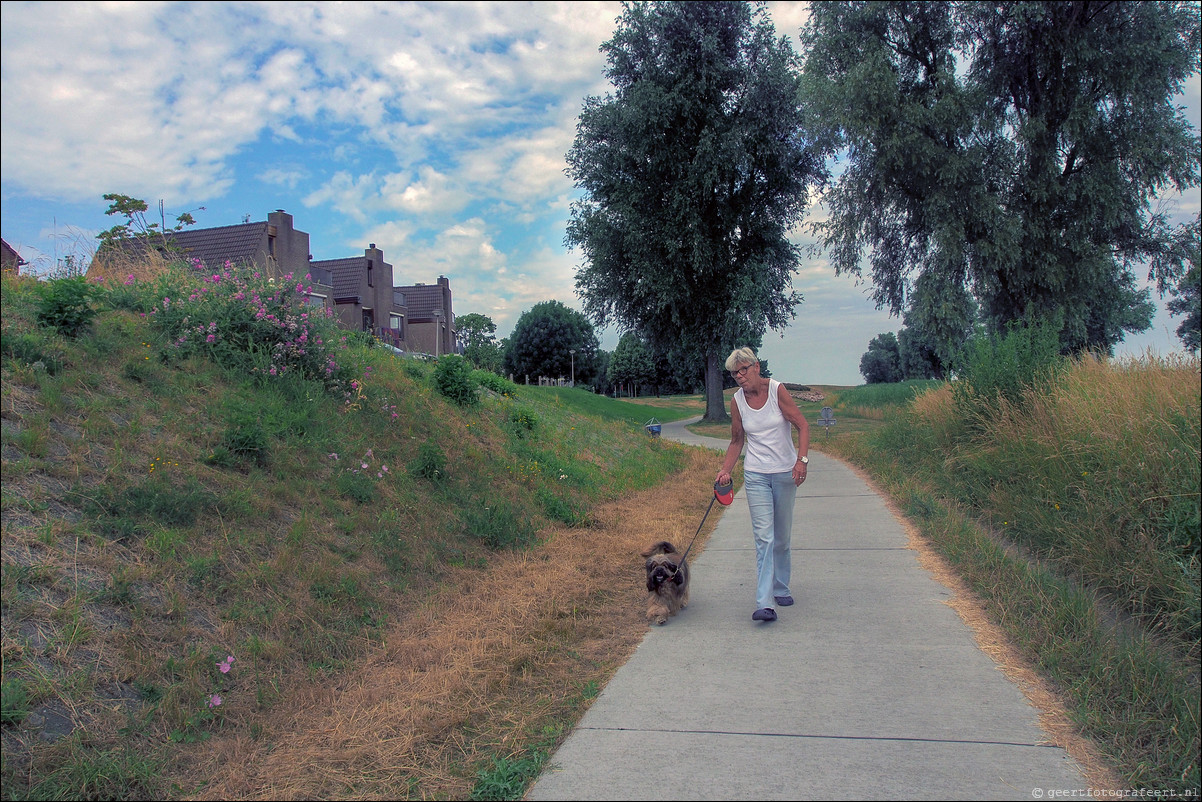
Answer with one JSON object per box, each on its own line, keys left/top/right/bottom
{"left": 1, "top": 1, "right": 1198, "bottom": 387}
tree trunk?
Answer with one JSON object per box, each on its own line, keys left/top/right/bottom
{"left": 702, "top": 350, "right": 730, "bottom": 423}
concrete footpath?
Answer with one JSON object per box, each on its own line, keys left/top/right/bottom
{"left": 525, "top": 417, "right": 1088, "bottom": 801}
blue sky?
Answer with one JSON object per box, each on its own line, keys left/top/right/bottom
{"left": 1, "top": 1, "right": 1197, "bottom": 386}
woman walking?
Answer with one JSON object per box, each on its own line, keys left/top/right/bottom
{"left": 715, "top": 347, "right": 810, "bottom": 623}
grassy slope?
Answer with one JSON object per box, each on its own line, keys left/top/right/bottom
{"left": 0, "top": 277, "right": 701, "bottom": 800}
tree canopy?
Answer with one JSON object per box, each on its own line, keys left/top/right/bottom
{"left": 801, "top": 0, "right": 1201, "bottom": 356}
{"left": 566, "top": 0, "right": 824, "bottom": 421}
{"left": 502, "top": 300, "right": 599, "bottom": 385}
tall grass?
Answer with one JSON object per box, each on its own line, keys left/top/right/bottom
{"left": 821, "top": 346, "right": 1200, "bottom": 792}
{"left": 910, "top": 353, "right": 1200, "bottom": 651}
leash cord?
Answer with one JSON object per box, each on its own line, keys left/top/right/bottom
{"left": 664, "top": 494, "right": 717, "bottom": 579}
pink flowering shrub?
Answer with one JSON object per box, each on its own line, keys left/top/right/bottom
{"left": 114, "top": 260, "right": 358, "bottom": 396}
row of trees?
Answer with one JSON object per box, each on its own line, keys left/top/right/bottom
{"left": 562, "top": 1, "right": 1199, "bottom": 410}
{"left": 455, "top": 302, "right": 697, "bottom": 397}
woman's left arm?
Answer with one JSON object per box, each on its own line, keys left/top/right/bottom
{"left": 777, "top": 384, "right": 811, "bottom": 485}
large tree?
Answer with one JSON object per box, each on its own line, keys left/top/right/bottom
{"left": 503, "top": 300, "right": 600, "bottom": 385}
{"left": 801, "top": 0, "right": 1200, "bottom": 355}
{"left": 566, "top": 0, "right": 823, "bottom": 422}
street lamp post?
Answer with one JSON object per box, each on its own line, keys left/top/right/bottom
{"left": 570, "top": 349, "right": 575, "bottom": 386}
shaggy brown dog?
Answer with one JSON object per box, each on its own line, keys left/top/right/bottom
{"left": 641, "top": 540, "right": 690, "bottom": 625}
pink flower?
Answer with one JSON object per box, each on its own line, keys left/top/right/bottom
{"left": 328, "top": 453, "right": 339, "bottom": 460}
{"left": 217, "top": 655, "right": 235, "bottom": 673}
{"left": 208, "top": 694, "right": 222, "bottom": 708}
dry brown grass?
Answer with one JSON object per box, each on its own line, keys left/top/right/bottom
{"left": 175, "top": 447, "right": 719, "bottom": 801}
{"left": 85, "top": 248, "right": 178, "bottom": 285}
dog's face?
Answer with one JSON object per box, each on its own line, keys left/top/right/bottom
{"left": 645, "top": 554, "right": 682, "bottom": 591}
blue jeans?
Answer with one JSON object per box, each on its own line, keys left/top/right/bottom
{"left": 744, "top": 470, "right": 797, "bottom": 610}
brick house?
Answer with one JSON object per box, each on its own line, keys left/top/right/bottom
{"left": 90, "top": 209, "right": 334, "bottom": 313}
{"left": 396, "top": 275, "right": 456, "bottom": 357}
{"left": 311, "top": 244, "right": 408, "bottom": 347}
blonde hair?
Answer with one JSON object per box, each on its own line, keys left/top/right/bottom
{"left": 725, "top": 347, "right": 759, "bottom": 372}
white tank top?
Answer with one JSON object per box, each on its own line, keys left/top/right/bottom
{"left": 733, "top": 379, "right": 797, "bottom": 473}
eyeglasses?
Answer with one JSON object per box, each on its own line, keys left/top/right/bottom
{"left": 730, "top": 364, "right": 754, "bottom": 377}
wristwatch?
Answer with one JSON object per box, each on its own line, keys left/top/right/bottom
{"left": 798, "top": 455, "right": 809, "bottom": 465}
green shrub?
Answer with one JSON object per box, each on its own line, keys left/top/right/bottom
{"left": 36, "top": 276, "right": 97, "bottom": 338}
{"left": 507, "top": 406, "right": 538, "bottom": 438}
{"left": 470, "top": 754, "right": 545, "bottom": 801}
{"left": 220, "top": 420, "right": 270, "bottom": 468}
{"left": 432, "top": 355, "right": 480, "bottom": 407}
{"left": 953, "top": 318, "right": 1064, "bottom": 422}
{"left": 336, "top": 470, "right": 375, "bottom": 503}
{"left": 92, "top": 477, "right": 218, "bottom": 538}
{"left": 138, "top": 262, "right": 359, "bottom": 396}
{"left": 121, "top": 357, "right": 159, "bottom": 383}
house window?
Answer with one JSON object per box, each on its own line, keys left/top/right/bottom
{"left": 306, "top": 293, "right": 328, "bottom": 309}
{"left": 366, "top": 260, "right": 373, "bottom": 288}
{"left": 390, "top": 314, "right": 403, "bottom": 338}
{"left": 362, "top": 309, "right": 374, "bottom": 332}
{"left": 268, "top": 235, "right": 276, "bottom": 258}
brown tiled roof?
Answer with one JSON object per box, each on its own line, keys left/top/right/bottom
{"left": 311, "top": 257, "right": 366, "bottom": 303}
{"left": 167, "top": 223, "right": 268, "bottom": 270}
{"left": 97, "top": 222, "right": 268, "bottom": 270}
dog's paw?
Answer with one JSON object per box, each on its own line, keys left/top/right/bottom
{"left": 654, "top": 615, "right": 668, "bottom": 625}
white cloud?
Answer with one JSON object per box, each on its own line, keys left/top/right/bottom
{"left": 302, "top": 171, "right": 380, "bottom": 223}
{"left": 257, "top": 167, "right": 308, "bottom": 189}
{"left": 380, "top": 167, "right": 470, "bottom": 217}
{"left": 0, "top": 1, "right": 619, "bottom": 205}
